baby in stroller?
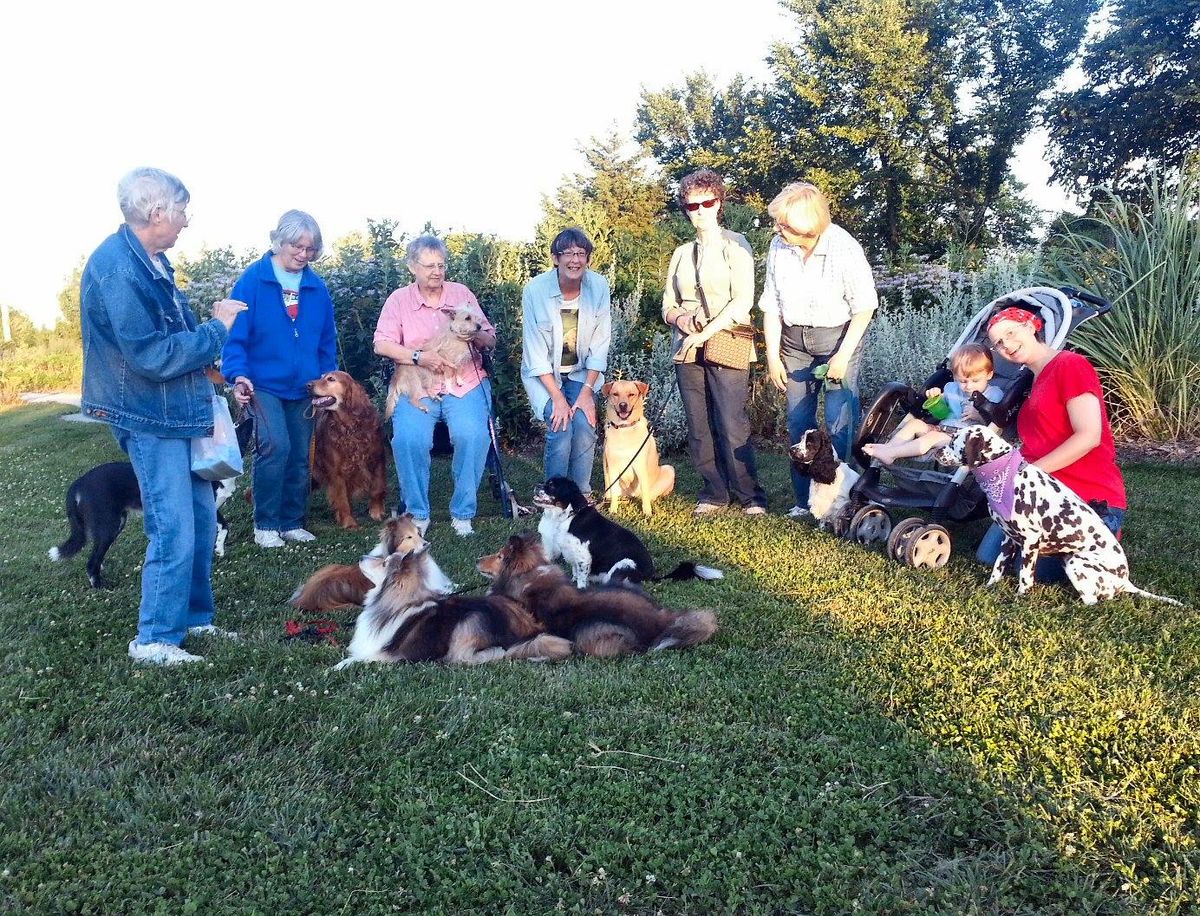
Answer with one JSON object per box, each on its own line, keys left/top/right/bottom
{"left": 862, "top": 343, "right": 1002, "bottom": 465}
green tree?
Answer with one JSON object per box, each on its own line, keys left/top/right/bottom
{"left": 635, "top": 71, "right": 797, "bottom": 209}
{"left": 1048, "top": 0, "right": 1200, "bottom": 195}
{"left": 53, "top": 262, "right": 83, "bottom": 340}
{"left": 536, "top": 131, "right": 678, "bottom": 302}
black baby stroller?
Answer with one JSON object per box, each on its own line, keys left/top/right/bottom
{"left": 835, "top": 285, "right": 1112, "bottom": 569}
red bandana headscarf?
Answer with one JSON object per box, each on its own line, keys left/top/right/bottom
{"left": 987, "top": 307, "right": 1044, "bottom": 334}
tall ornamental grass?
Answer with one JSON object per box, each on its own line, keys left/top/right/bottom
{"left": 1048, "top": 173, "right": 1200, "bottom": 440}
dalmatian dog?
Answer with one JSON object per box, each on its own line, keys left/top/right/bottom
{"left": 938, "top": 426, "right": 1179, "bottom": 605}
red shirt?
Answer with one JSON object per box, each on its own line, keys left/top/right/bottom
{"left": 1017, "top": 350, "right": 1126, "bottom": 510}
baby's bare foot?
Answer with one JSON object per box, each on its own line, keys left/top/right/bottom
{"left": 863, "top": 444, "right": 895, "bottom": 466}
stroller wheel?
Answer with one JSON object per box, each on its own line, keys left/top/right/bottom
{"left": 849, "top": 505, "right": 892, "bottom": 545}
{"left": 905, "top": 524, "right": 952, "bottom": 570}
{"left": 887, "top": 517, "right": 926, "bottom": 562}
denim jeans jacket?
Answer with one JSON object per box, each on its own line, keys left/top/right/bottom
{"left": 80, "top": 224, "right": 228, "bottom": 437}
{"left": 520, "top": 267, "right": 611, "bottom": 419}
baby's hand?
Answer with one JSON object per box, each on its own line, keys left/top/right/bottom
{"left": 925, "top": 386, "right": 942, "bottom": 398}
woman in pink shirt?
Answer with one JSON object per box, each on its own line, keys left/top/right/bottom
{"left": 373, "top": 235, "right": 496, "bottom": 537}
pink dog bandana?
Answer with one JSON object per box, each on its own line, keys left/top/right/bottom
{"left": 971, "top": 448, "right": 1025, "bottom": 520}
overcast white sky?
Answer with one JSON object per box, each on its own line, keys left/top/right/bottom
{"left": 0, "top": 0, "right": 1075, "bottom": 327}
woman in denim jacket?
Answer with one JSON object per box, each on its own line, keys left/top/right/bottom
{"left": 80, "top": 167, "right": 246, "bottom": 666}
{"left": 520, "top": 228, "right": 611, "bottom": 495}
{"left": 221, "top": 210, "right": 338, "bottom": 549}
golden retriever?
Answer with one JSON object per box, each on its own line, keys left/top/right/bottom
{"left": 308, "top": 371, "right": 389, "bottom": 529}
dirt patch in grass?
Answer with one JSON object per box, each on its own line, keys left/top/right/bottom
{"left": 1116, "top": 437, "right": 1200, "bottom": 466}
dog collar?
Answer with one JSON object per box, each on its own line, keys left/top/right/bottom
{"left": 607, "top": 419, "right": 638, "bottom": 429}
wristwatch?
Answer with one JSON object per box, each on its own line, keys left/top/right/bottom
{"left": 412, "top": 350, "right": 422, "bottom": 365}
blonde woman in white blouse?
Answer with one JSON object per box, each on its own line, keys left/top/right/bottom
{"left": 758, "top": 182, "right": 878, "bottom": 519}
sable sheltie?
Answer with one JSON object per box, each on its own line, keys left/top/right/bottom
{"left": 477, "top": 533, "right": 718, "bottom": 657}
{"left": 290, "top": 514, "right": 453, "bottom": 612}
{"left": 331, "top": 540, "right": 569, "bottom": 670}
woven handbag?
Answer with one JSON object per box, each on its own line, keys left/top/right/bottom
{"left": 693, "top": 242, "right": 754, "bottom": 370}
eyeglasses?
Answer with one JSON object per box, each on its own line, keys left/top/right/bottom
{"left": 776, "top": 221, "right": 818, "bottom": 240}
{"left": 684, "top": 198, "right": 719, "bottom": 212}
{"left": 555, "top": 248, "right": 589, "bottom": 260}
{"left": 286, "top": 242, "right": 318, "bottom": 256}
{"left": 160, "top": 204, "right": 189, "bottom": 222}
{"left": 415, "top": 261, "right": 447, "bottom": 272}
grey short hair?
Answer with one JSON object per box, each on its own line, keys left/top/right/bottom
{"left": 117, "top": 167, "right": 189, "bottom": 227}
{"left": 406, "top": 234, "right": 449, "bottom": 267}
{"left": 269, "top": 209, "right": 324, "bottom": 260}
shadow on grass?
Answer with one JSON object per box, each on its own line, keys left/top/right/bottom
{"left": 2, "top": 404, "right": 1196, "bottom": 912}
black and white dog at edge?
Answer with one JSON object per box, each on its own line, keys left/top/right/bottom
{"left": 938, "top": 425, "right": 1180, "bottom": 605}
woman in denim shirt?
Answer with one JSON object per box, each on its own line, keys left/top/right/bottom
{"left": 80, "top": 167, "right": 246, "bottom": 666}
{"left": 520, "top": 228, "right": 612, "bottom": 495}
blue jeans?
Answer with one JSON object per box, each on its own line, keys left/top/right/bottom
{"left": 391, "top": 382, "right": 492, "bottom": 521}
{"left": 542, "top": 377, "right": 597, "bottom": 494}
{"left": 780, "top": 322, "right": 865, "bottom": 507}
{"left": 250, "top": 390, "right": 313, "bottom": 531}
{"left": 115, "top": 428, "right": 217, "bottom": 646}
{"left": 675, "top": 359, "right": 766, "bottom": 508}
{"left": 976, "top": 506, "right": 1127, "bottom": 583}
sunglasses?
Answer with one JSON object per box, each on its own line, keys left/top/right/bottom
{"left": 684, "top": 198, "right": 719, "bottom": 212}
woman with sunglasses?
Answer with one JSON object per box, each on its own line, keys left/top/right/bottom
{"left": 758, "top": 182, "right": 877, "bottom": 520}
{"left": 223, "top": 209, "right": 338, "bottom": 548}
{"left": 662, "top": 169, "right": 767, "bottom": 516}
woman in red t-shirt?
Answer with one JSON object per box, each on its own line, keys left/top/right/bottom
{"left": 975, "top": 307, "right": 1127, "bottom": 581}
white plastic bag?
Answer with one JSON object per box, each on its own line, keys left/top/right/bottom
{"left": 191, "top": 393, "right": 244, "bottom": 481}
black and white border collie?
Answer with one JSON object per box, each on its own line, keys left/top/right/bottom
{"left": 49, "top": 461, "right": 237, "bottom": 588}
{"left": 788, "top": 428, "right": 860, "bottom": 530}
{"left": 533, "top": 476, "right": 723, "bottom": 588}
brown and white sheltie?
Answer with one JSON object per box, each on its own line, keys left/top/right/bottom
{"left": 331, "top": 540, "right": 570, "bottom": 670}
{"left": 290, "top": 515, "right": 453, "bottom": 612}
{"left": 477, "top": 533, "right": 718, "bottom": 657}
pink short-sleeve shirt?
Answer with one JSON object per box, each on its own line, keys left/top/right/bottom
{"left": 373, "top": 281, "right": 495, "bottom": 397}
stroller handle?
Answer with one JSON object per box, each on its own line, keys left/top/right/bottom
{"left": 1060, "top": 286, "right": 1112, "bottom": 316}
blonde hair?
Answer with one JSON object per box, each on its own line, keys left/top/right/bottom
{"left": 767, "top": 182, "right": 831, "bottom": 235}
{"left": 950, "top": 343, "right": 994, "bottom": 378}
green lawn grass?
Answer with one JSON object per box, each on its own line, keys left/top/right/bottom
{"left": 2, "top": 403, "right": 1197, "bottom": 914}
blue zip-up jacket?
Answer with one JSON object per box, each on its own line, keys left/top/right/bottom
{"left": 80, "top": 224, "right": 227, "bottom": 437}
{"left": 221, "top": 252, "right": 338, "bottom": 400}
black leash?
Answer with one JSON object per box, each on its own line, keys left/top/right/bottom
{"left": 594, "top": 381, "right": 677, "bottom": 502}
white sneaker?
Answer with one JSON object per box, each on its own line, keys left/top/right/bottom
{"left": 451, "top": 518, "right": 474, "bottom": 537}
{"left": 280, "top": 528, "right": 317, "bottom": 543}
{"left": 743, "top": 506, "right": 767, "bottom": 516}
{"left": 128, "top": 640, "right": 204, "bottom": 666}
{"left": 187, "top": 625, "right": 240, "bottom": 640}
{"left": 693, "top": 502, "right": 724, "bottom": 516}
{"left": 787, "top": 505, "right": 813, "bottom": 520}
{"left": 254, "top": 528, "right": 285, "bottom": 548}
{"left": 414, "top": 517, "right": 430, "bottom": 537}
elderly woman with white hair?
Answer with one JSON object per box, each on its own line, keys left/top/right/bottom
{"left": 758, "top": 182, "right": 877, "bottom": 519}
{"left": 373, "top": 235, "right": 496, "bottom": 537}
{"left": 81, "top": 167, "right": 247, "bottom": 665}
{"left": 222, "top": 210, "right": 338, "bottom": 548}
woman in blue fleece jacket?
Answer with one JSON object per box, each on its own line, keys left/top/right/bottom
{"left": 221, "top": 210, "right": 337, "bottom": 548}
